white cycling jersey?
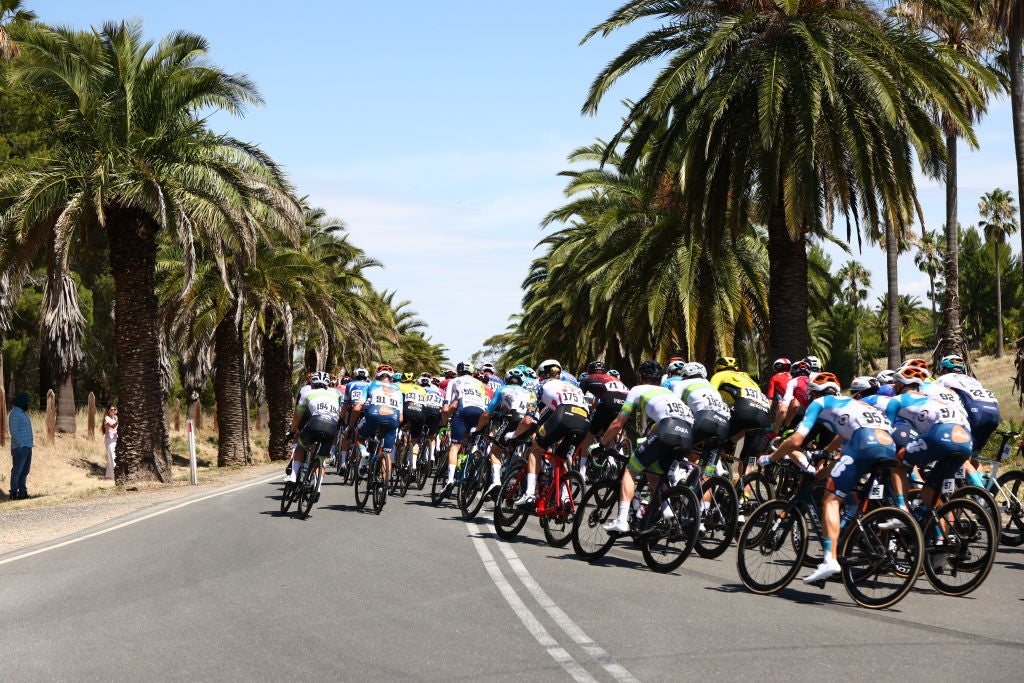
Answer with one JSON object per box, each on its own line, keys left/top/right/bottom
{"left": 536, "top": 379, "right": 589, "bottom": 412}
{"left": 445, "top": 375, "right": 488, "bottom": 410}
{"left": 673, "top": 377, "right": 731, "bottom": 419}
{"left": 621, "top": 384, "right": 693, "bottom": 423}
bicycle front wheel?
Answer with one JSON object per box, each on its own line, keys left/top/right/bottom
{"left": 280, "top": 481, "right": 295, "bottom": 514}
{"left": 695, "top": 476, "right": 739, "bottom": 559}
{"left": 571, "top": 480, "right": 619, "bottom": 561}
{"left": 298, "top": 463, "right": 322, "bottom": 520}
{"left": 951, "top": 485, "right": 1001, "bottom": 538}
{"left": 839, "top": 506, "right": 922, "bottom": 609}
{"left": 493, "top": 461, "right": 530, "bottom": 540}
{"left": 372, "top": 458, "right": 388, "bottom": 514}
{"left": 541, "top": 471, "right": 584, "bottom": 548}
{"left": 736, "top": 500, "right": 808, "bottom": 594}
{"left": 639, "top": 484, "right": 700, "bottom": 573}
{"left": 354, "top": 460, "right": 370, "bottom": 509}
{"left": 995, "top": 471, "right": 1024, "bottom": 546}
{"left": 923, "top": 497, "right": 996, "bottom": 596}
{"left": 458, "top": 453, "right": 488, "bottom": 521}
{"left": 415, "top": 441, "right": 433, "bottom": 490}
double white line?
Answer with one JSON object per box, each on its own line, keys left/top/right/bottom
{"left": 467, "top": 522, "right": 639, "bottom": 683}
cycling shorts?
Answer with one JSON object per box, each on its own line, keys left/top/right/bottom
{"left": 358, "top": 412, "right": 400, "bottom": 458}
{"left": 535, "top": 404, "right": 590, "bottom": 450}
{"left": 587, "top": 392, "right": 627, "bottom": 436}
{"left": 402, "top": 407, "right": 426, "bottom": 439}
{"left": 825, "top": 428, "right": 896, "bottom": 499}
{"left": 298, "top": 414, "right": 340, "bottom": 452}
{"left": 691, "top": 410, "right": 730, "bottom": 447}
{"left": 891, "top": 418, "right": 917, "bottom": 450}
{"left": 451, "top": 407, "right": 484, "bottom": 443}
{"left": 728, "top": 398, "right": 770, "bottom": 437}
{"left": 627, "top": 416, "right": 693, "bottom": 476}
{"left": 966, "top": 406, "right": 1000, "bottom": 455}
{"left": 422, "top": 408, "right": 442, "bottom": 437}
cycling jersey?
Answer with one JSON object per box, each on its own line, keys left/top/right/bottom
{"left": 936, "top": 373, "right": 1000, "bottom": 452}
{"left": 296, "top": 387, "right": 343, "bottom": 421}
{"left": 295, "top": 383, "right": 313, "bottom": 406}
{"left": 345, "top": 379, "right": 370, "bottom": 408}
{"left": 484, "top": 373, "right": 504, "bottom": 394}
{"left": 661, "top": 375, "right": 682, "bottom": 392}
{"left": 398, "top": 381, "right": 428, "bottom": 413}
{"left": 487, "top": 384, "right": 533, "bottom": 417}
{"left": 709, "top": 370, "right": 762, "bottom": 407}
{"left": 445, "top": 375, "right": 489, "bottom": 411}
{"left": 766, "top": 371, "right": 791, "bottom": 402}
{"left": 580, "top": 373, "right": 628, "bottom": 434}
{"left": 580, "top": 373, "right": 629, "bottom": 399}
{"left": 558, "top": 370, "right": 580, "bottom": 387}
{"left": 673, "top": 377, "right": 731, "bottom": 420}
{"left": 620, "top": 384, "right": 693, "bottom": 424}
{"left": 359, "top": 381, "right": 404, "bottom": 420}
{"left": 423, "top": 385, "right": 445, "bottom": 411}
{"left": 536, "top": 379, "right": 590, "bottom": 414}
{"left": 884, "top": 390, "right": 970, "bottom": 435}
{"left": 797, "top": 396, "right": 890, "bottom": 445}
{"left": 782, "top": 375, "right": 812, "bottom": 407}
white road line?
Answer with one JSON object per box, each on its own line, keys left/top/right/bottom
{"left": 0, "top": 475, "right": 281, "bottom": 567}
{"left": 492, "top": 532, "right": 640, "bottom": 683}
{"left": 467, "top": 524, "right": 597, "bottom": 682}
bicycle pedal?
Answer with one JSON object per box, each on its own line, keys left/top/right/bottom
{"left": 808, "top": 579, "right": 827, "bottom": 589}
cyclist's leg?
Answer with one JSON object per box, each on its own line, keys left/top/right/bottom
{"left": 518, "top": 410, "right": 564, "bottom": 504}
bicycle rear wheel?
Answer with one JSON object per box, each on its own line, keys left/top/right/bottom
{"left": 839, "top": 506, "right": 922, "bottom": 609}
{"left": 458, "top": 452, "right": 488, "bottom": 521}
{"left": 695, "top": 476, "right": 739, "bottom": 559}
{"left": 297, "top": 461, "right": 322, "bottom": 520}
{"left": 923, "top": 497, "right": 996, "bottom": 596}
{"left": 571, "top": 480, "right": 619, "bottom": 561}
{"left": 431, "top": 458, "right": 452, "bottom": 506}
{"left": 951, "top": 485, "right": 1001, "bottom": 537}
{"left": 415, "top": 441, "right": 433, "bottom": 490}
{"left": 493, "top": 461, "right": 530, "bottom": 540}
{"left": 354, "top": 459, "right": 370, "bottom": 509}
{"left": 639, "top": 484, "right": 700, "bottom": 573}
{"left": 995, "top": 471, "right": 1024, "bottom": 546}
{"left": 280, "top": 481, "right": 295, "bottom": 514}
{"left": 541, "top": 472, "right": 583, "bottom": 548}
{"left": 738, "top": 471, "right": 773, "bottom": 517}
{"left": 736, "top": 500, "right": 808, "bottom": 594}
{"left": 372, "top": 457, "right": 388, "bottom": 514}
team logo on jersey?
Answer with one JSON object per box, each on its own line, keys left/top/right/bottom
{"left": 951, "top": 425, "right": 971, "bottom": 443}
{"left": 874, "top": 429, "right": 893, "bottom": 445}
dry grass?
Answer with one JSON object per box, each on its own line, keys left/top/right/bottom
{"left": 0, "top": 408, "right": 271, "bottom": 510}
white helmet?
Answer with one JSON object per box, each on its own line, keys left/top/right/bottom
{"left": 538, "top": 359, "right": 562, "bottom": 378}
{"left": 849, "top": 376, "right": 878, "bottom": 394}
{"left": 875, "top": 369, "right": 894, "bottom": 384}
{"left": 682, "top": 362, "right": 707, "bottom": 379}
{"left": 666, "top": 360, "right": 685, "bottom": 376}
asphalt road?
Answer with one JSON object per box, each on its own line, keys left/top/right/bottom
{"left": 1, "top": 469, "right": 1022, "bottom": 682}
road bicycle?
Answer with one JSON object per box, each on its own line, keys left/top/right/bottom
{"left": 458, "top": 426, "right": 530, "bottom": 521}
{"left": 686, "top": 440, "right": 740, "bottom": 559}
{"left": 280, "top": 439, "right": 327, "bottom": 520}
{"left": 570, "top": 448, "right": 700, "bottom": 573}
{"left": 335, "top": 426, "right": 359, "bottom": 486}
{"left": 953, "top": 429, "right": 1024, "bottom": 546}
{"left": 737, "top": 453, "right": 924, "bottom": 609}
{"left": 354, "top": 426, "right": 390, "bottom": 515}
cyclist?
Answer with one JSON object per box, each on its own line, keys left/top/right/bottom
{"left": 774, "top": 359, "right": 813, "bottom": 433}
{"left": 599, "top": 360, "right": 695, "bottom": 533}
{"left": 351, "top": 365, "right": 404, "bottom": 487}
{"left": 758, "top": 372, "right": 896, "bottom": 583}
{"left": 765, "top": 357, "right": 792, "bottom": 421}
{"left": 439, "top": 368, "right": 457, "bottom": 392}
{"left": 338, "top": 367, "right": 371, "bottom": 471}
{"left": 518, "top": 364, "right": 540, "bottom": 393}
{"left": 876, "top": 369, "right": 896, "bottom": 397}
{"left": 440, "top": 361, "right": 489, "bottom": 496}
{"left": 673, "top": 362, "right": 731, "bottom": 450}
{"left": 709, "top": 356, "right": 772, "bottom": 473}
{"left": 481, "top": 363, "right": 505, "bottom": 394}
{"left": 396, "top": 372, "right": 429, "bottom": 472}
{"left": 514, "top": 359, "right": 591, "bottom": 509}
{"left": 421, "top": 374, "right": 445, "bottom": 460}
{"left": 577, "top": 360, "right": 630, "bottom": 479}
{"left": 661, "top": 359, "right": 685, "bottom": 392}
{"left": 476, "top": 368, "right": 536, "bottom": 496}
{"left": 286, "top": 371, "right": 343, "bottom": 498}
{"left": 936, "top": 354, "right": 1001, "bottom": 486}
{"left": 884, "top": 365, "right": 973, "bottom": 517}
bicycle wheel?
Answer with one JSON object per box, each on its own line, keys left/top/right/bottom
{"left": 738, "top": 471, "right": 773, "bottom": 517}
{"left": 951, "top": 485, "right": 1001, "bottom": 537}
{"left": 372, "top": 457, "right": 388, "bottom": 514}
{"left": 354, "top": 458, "right": 370, "bottom": 509}
{"left": 458, "top": 452, "right": 488, "bottom": 521}
{"left": 695, "top": 476, "right": 739, "bottom": 559}
{"left": 431, "top": 457, "right": 451, "bottom": 506}
{"left": 839, "top": 506, "right": 923, "bottom": 609}
{"left": 639, "top": 484, "right": 700, "bottom": 573}
{"left": 298, "top": 462, "right": 322, "bottom": 520}
{"left": 493, "top": 461, "right": 530, "bottom": 540}
{"left": 995, "top": 470, "right": 1024, "bottom": 546}
{"left": 736, "top": 500, "right": 809, "bottom": 594}
{"left": 571, "top": 480, "right": 619, "bottom": 560}
{"left": 922, "top": 497, "right": 997, "bottom": 596}
{"left": 280, "top": 481, "right": 295, "bottom": 514}
{"left": 541, "top": 471, "right": 584, "bottom": 548}
{"left": 396, "top": 446, "right": 411, "bottom": 497}
{"left": 415, "top": 441, "right": 433, "bottom": 490}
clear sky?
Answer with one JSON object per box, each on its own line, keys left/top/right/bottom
{"left": 38, "top": 1, "right": 1021, "bottom": 366}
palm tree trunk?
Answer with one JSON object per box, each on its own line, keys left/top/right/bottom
{"left": 1010, "top": 29, "right": 1024, "bottom": 295}
{"left": 106, "top": 206, "right": 172, "bottom": 483}
{"left": 995, "top": 243, "right": 1005, "bottom": 358}
{"left": 929, "top": 273, "right": 937, "bottom": 341}
{"left": 304, "top": 345, "right": 317, "bottom": 374}
{"left": 854, "top": 306, "right": 862, "bottom": 375}
{"left": 885, "top": 222, "right": 901, "bottom": 368}
{"left": 214, "top": 296, "right": 251, "bottom": 467}
{"left": 262, "top": 308, "right": 292, "bottom": 461}
{"left": 767, "top": 202, "right": 809, "bottom": 361}
{"left": 937, "top": 129, "right": 968, "bottom": 364}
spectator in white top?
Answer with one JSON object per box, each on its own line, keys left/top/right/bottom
{"left": 103, "top": 405, "right": 118, "bottom": 479}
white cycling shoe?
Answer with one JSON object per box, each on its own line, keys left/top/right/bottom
{"left": 803, "top": 557, "right": 841, "bottom": 583}
{"left": 603, "top": 518, "right": 630, "bottom": 534}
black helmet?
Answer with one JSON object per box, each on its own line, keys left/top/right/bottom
{"left": 456, "top": 361, "right": 474, "bottom": 376}
{"left": 586, "top": 360, "right": 606, "bottom": 374}
{"left": 638, "top": 360, "right": 663, "bottom": 381}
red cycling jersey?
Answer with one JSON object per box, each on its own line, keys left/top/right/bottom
{"left": 766, "top": 372, "right": 791, "bottom": 402}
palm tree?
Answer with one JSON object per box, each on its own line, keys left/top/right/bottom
{"left": 582, "top": 0, "right": 983, "bottom": 363}
{"left": 0, "top": 0, "right": 34, "bottom": 61}
{"left": 837, "top": 261, "right": 871, "bottom": 374}
{"left": 978, "top": 188, "right": 1019, "bottom": 357}
{"left": 914, "top": 229, "right": 944, "bottom": 337}
{"left": 0, "top": 22, "right": 290, "bottom": 483}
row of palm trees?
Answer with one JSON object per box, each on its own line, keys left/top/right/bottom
{"left": 496, "top": 0, "right": 1022, "bottom": 389}
{"left": 0, "top": 13, "right": 447, "bottom": 482}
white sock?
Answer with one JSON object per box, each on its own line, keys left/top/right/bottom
{"left": 412, "top": 453, "right": 418, "bottom": 468}
{"left": 448, "top": 464, "right": 456, "bottom": 483}
{"left": 491, "top": 463, "right": 501, "bottom": 485}
{"left": 526, "top": 473, "right": 537, "bottom": 496}
{"left": 618, "top": 501, "right": 630, "bottom": 522}
{"left": 340, "top": 450, "right": 348, "bottom": 465}
{"left": 292, "top": 461, "right": 301, "bottom": 476}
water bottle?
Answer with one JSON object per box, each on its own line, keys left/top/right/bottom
{"left": 638, "top": 493, "right": 651, "bottom": 519}
{"left": 630, "top": 490, "right": 642, "bottom": 516}
{"left": 702, "top": 455, "right": 716, "bottom": 479}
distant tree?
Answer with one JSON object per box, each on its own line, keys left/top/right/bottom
{"left": 978, "top": 188, "right": 1019, "bottom": 357}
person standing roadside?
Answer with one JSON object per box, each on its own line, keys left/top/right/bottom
{"left": 103, "top": 405, "right": 118, "bottom": 479}
{"left": 9, "top": 392, "right": 33, "bottom": 500}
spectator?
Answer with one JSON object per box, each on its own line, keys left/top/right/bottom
{"left": 103, "top": 405, "right": 118, "bottom": 479}
{"left": 9, "top": 392, "right": 33, "bottom": 500}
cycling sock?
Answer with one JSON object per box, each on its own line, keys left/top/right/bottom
{"left": 618, "top": 501, "right": 630, "bottom": 522}
{"left": 340, "top": 450, "right": 348, "bottom": 465}
{"left": 526, "top": 473, "right": 537, "bottom": 496}
{"left": 448, "top": 464, "right": 456, "bottom": 484}
{"left": 895, "top": 494, "right": 906, "bottom": 509}
{"left": 966, "top": 472, "right": 985, "bottom": 489}
{"left": 411, "top": 452, "right": 418, "bottom": 468}
{"left": 491, "top": 463, "right": 501, "bottom": 484}
{"left": 822, "top": 537, "right": 833, "bottom": 558}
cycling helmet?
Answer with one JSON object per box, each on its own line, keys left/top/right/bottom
{"left": 577, "top": 372, "right": 589, "bottom": 383}
{"left": 807, "top": 371, "right": 841, "bottom": 396}
{"left": 940, "top": 354, "right": 967, "bottom": 373}
{"left": 894, "top": 366, "right": 928, "bottom": 387}
{"left": 682, "top": 362, "right": 707, "bottom": 379}
{"left": 875, "top": 369, "right": 895, "bottom": 384}
{"left": 901, "top": 358, "right": 930, "bottom": 374}
{"left": 392, "top": 372, "right": 404, "bottom": 382}
{"left": 310, "top": 371, "right": 330, "bottom": 388}
{"left": 666, "top": 360, "right": 685, "bottom": 376}
{"left": 340, "top": 375, "right": 351, "bottom": 384}
{"left": 431, "top": 377, "right": 441, "bottom": 386}
{"left": 773, "top": 358, "right": 791, "bottom": 372}
{"left": 790, "top": 360, "right": 811, "bottom": 377}
{"left": 481, "top": 362, "right": 496, "bottom": 373}
{"left": 417, "top": 375, "right": 431, "bottom": 387}
{"left": 638, "top": 360, "right": 664, "bottom": 381}
{"left": 444, "top": 368, "right": 456, "bottom": 379}
{"left": 456, "top": 361, "right": 475, "bottom": 376}
{"left": 353, "top": 367, "right": 369, "bottom": 381}
{"left": 586, "top": 360, "right": 606, "bottom": 374}
{"left": 849, "top": 376, "right": 879, "bottom": 395}
{"left": 375, "top": 364, "right": 394, "bottom": 380}
{"left": 538, "top": 359, "right": 562, "bottom": 378}
{"left": 803, "top": 355, "right": 822, "bottom": 372}
{"left": 608, "top": 369, "right": 620, "bottom": 378}
{"left": 505, "top": 368, "right": 525, "bottom": 385}
{"left": 714, "top": 356, "right": 737, "bottom": 373}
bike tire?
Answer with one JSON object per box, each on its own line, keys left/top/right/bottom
{"left": 458, "top": 452, "right": 488, "bottom": 521}
{"left": 372, "top": 457, "right": 388, "bottom": 515}
{"left": 415, "top": 441, "right": 433, "bottom": 490}
{"left": 922, "top": 497, "right": 997, "bottom": 596}
{"left": 951, "top": 484, "right": 1001, "bottom": 539}
{"left": 736, "top": 500, "right": 808, "bottom": 594}
{"left": 571, "top": 480, "right": 619, "bottom": 561}
{"left": 280, "top": 481, "right": 295, "bottom": 514}
{"left": 639, "top": 484, "right": 700, "bottom": 573}
{"left": 354, "top": 460, "right": 370, "bottom": 509}
{"left": 541, "top": 471, "right": 583, "bottom": 548}
{"left": 493, "top": 461, "right": 530, "bottom": 540}
{"left": 995, "top": 470, "right": 1024, "bottom": 546}
{"left": 738, "top": 471, "right": 773, "bottom": 518}
{"left": 297, "top": 462, "right": 321, "bottom": 520}
{"left": 695, "top": 476, "right": 739, "bottom": 559}
{"left": 839, "top": 506, "right": 923, "bottom": 609}
{"left": 431, "top": 458, "right": 451, "bottom": 506}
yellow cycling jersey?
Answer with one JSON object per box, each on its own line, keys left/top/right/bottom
{"left": 709, "top": 370, "right": 761, "bottom": 406}
{"left": 397, "top": 381, "right": 428, "bottom": 408}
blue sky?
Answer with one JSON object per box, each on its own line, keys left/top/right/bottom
{"left": 40, "top": 1, "right": 1021, "bottom": 365}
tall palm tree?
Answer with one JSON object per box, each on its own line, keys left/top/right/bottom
{"left": 837, "top": 261, "right": 871, "bottom": 374}
{"left": 0, "top": 0, "right": 34, "bottom": 61}
{"left": 582, "top": 0, "right": 983, "bottom": 363}
{"left": 0, "top": 22, "right": 291, "bottom": 483}
{"left": 978, "top": 187, "right": 1019, "bottom": 357}
{"left": 914, "top": 229, "right": 944, "bottom": 337}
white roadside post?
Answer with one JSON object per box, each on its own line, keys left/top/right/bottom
{"left": 187, "top": 419, "right": 198, "bottom": 485}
